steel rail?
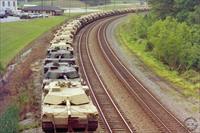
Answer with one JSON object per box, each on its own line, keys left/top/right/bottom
{"left": 78, "top": 22, "right": 112, "bottom": 132}
{"left": 96, "top": 17, "right": 191, "bottom": 133}
{"left": 77, "top": 17, "right": 135, "bottom": 133}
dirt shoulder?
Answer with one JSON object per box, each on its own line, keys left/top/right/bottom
{"left": 108, "top": 15, "right": 200, "bottom": 133}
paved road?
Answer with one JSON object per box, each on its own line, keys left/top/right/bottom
{"left": 0, "top": 16, "right": 21, "bottom": 23}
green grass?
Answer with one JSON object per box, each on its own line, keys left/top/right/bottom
{"left": 116, "top": 15, "right": 200, "bottom": 99}
{"left": 19, "top": 121, "right": 39, "bottom": 132}
{"left": 0, "top": 13, "right": 81, "bottom": 69}
{"left": 0, "top": 105, "right": 19, "bottom": 133}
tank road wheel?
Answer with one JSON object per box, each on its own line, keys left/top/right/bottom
{"left": 88, "top": 121, "right": 98, "bottom": 131}
{"left": 42, "top": 122, "right": 54, "bottom": 133}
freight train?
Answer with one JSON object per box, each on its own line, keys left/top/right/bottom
{"left": 41, "top": 7, "right": 149, "bottom": 132}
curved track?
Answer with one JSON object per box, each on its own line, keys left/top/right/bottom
{"left": 77, "top": 17, "right": 135, "bottom": 133}
{"left": 77, "top": 15, "right": 191, "bottom": 133}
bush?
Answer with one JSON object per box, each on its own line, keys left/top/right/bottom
{"left": 147, "top": 17, "right": 200, "bottom": 71}
{"left": 129, "top": 14, "right": 154, "bottom": 40}
{"left": 145, "top": 41, "right": 154, "bottom": 52}
{"left": 181, "top": 70, "right": 200, "bottom": 84}
{"left": 0, "top": 105, "right": 19, "bottom": 133}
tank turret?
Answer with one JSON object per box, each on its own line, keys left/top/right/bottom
{"left": 42, "top": 81, "right": 98, "bottom": 132}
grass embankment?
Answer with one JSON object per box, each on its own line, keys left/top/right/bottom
{"left": 0, "top": 91, "right": 37, "bottom": 133}
{"left": 116, "top": 15, "right": 199, "bottom": 98}
{"left": 0, "top": 105, "right": 19, "bottom": 133}
{"left": 0, "top": 13, "right": 82, "bottom": 132}
{"left": 0, "top": 13, "right": 80, "bottom": 71}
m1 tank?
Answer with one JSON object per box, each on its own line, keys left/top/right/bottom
{"left": 44, "top": 49, "right": 75, "bottom": 66}
{"left": 44, "top": 57, "right": 76, "bottom": 66}
{"left": 41, "top": 80, "right": 99, "bottom": 132}
{"left": 51, "top": 34, "right": 73, "bottom": 44}
{"left": 43, "top": 62, "right": 78, "bottom": 74}
{"left": 47, "top": 50, "right": 73, "bottom": 59}
{"left": 47, "top": 42, "right": 74, "bottom": 55}
{"left": 43, "top": 65, "right": 79, "bottom": 86}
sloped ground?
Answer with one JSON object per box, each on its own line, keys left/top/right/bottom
{"left": 0, "top": 27, "right": 54, "bottom": 114}
{"left": 0, "top": 16, "right": 68, "bottom": 69}
{"left": 0, "top": 23, "right": 60, "bottom": 132}
{"left": 110, "top": 16, "right": 200, "bottom": 133}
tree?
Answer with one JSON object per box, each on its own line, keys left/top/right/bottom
{"left": 147, "top": 17, "right": 192, "bottom": 70}
{"left": 148, "top": 0, "right": 200, "bottom": 23}
{"left": 188, "top": 5, "right": 200, "bottom": 24}
{"left": 148, "top": 0, "right": 175, "bottom": 19}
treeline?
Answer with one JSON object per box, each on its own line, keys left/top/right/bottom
{"left": 125, "top": 0, "right": 200, "bottom": 83}
{"left": 148, "top": 0, "right": 200, "bottom": 24}
{"left": 132, "top": 16, "right": 200, "bottom": 71}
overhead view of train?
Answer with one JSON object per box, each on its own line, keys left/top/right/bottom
{"left": 1, "top": 0, "right": 196, "bottom": 132}
{"left": 41, "top": 7, "right": 149, "bottom": 132}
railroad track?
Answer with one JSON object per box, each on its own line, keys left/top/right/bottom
{"left": 96, "top": 16, "right": 191, "bottom": 133}
{"left": 76, "top": 12, "right": 191, "bottom": 132}
{"left": 77, "top": 17, "right": 135, "bottom": 133}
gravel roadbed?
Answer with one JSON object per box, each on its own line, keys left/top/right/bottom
{"left": 107, "top": 15, "right": 199, "bottom": 133}
{"left": 87, "top": 19, "right": 160, "bottom": 133}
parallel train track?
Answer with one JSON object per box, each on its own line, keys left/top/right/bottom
{"left": 76, "top": 14, "right": 191, "bottom": 133}
{"left": 97, "top": 16, "right": 191, "bottom": 133}
{"left": 77, "top": 17, "right": 135, "bottom": 133}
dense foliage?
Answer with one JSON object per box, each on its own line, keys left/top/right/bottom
{"left": 148, "top": 0, "right": 200, "bottom": 24}
{"left": 129, "top": 15, "right": 200, "bottom": 72}
{"left": 148, "top": 0, "right": 200, "bottom": 72}
{"left": 148, "top": 17, "right": 200, "bottom": 71}
{"left": 123, "top": 1, "right": 200, "bottom": 85}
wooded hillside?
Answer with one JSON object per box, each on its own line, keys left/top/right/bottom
{"left": 119, "top": 0, "right": 200, "bottom": 88}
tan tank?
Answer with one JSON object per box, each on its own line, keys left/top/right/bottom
{"left": 43, "top": 62, "right": 78, "bottom": 74}
{"left": 50, "top": 38, "right": 73, "bottom": 45}
{"left": 41, "top": 80, "right": 98, "bottom": 132}
{"left": 48, "top": 43, "right": 73, "bottom": 54}
{"left": 43, "top": 57, "right": 76, "bottom": 66}
{"left": 43, "top": 65, "right": 79, "bottom": 85}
